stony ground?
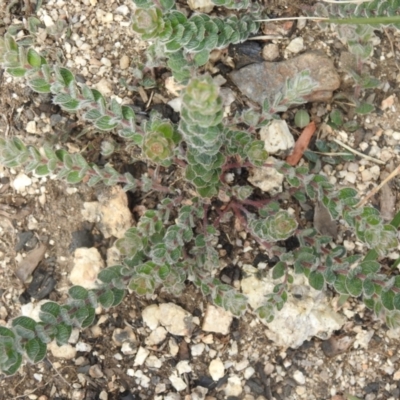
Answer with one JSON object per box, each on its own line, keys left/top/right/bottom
{"left": 2, "top": 1, "right": 400, "bottom": 400}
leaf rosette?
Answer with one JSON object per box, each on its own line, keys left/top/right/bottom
{"left": 267, "top": 211, "right": 298, "bottom": 241}
{"left": 181, "top": 76, "right": 223, "bottom": 127}
{"left": 131, "top": 8, "right": 165, "bottom": 40}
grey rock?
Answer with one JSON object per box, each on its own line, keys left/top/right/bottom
{"left": 229, "top": 52, "right": 340, "bottom": 105}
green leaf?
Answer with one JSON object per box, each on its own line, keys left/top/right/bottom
{"left": 98, "top": 289, "right": 115, "bottom": 309}
{"left": 83, "top": 109, "right": 102, "bottom": 120}
{"left": 309, "top": 271, "right": 324, "bottom": 290}
{"left": 329, "top": 109, "right": 343, "bottom": 127}
{"left": 294, "top": 110, "right": 310, "bottom": 128}
{"left": 55, "top": 323, "right": 72, "bottom": 346}
{"left": 12, "top": 316, "right": 37, "bottom": 339}
{"left": 346, "top": 276, "right": 363, "bottom": 297}
{"left": 7, "top": 67, "right": 27, "bottom": 77}
{"left": 360, "top": 260, "right": 380, "bottom": 275}
{"left": 35, "top": 164, "right": 50, "bottom": 176}
{"left": 272, "top": 262, "right": 286, "bottom": 280}
{"left": 158, "top": 264, "right": 171, "bottom": 280}
{"left": 393, "top": 293, "right": 400, "bottom": 310}
{"left": 1, "top": 353, "right": 22, "bottom": 376}
{"left": 363, "top": 279, "right": 375, "bottom": 297}
{"left": 355, "top": 102, "right": 374, "bottom": 115}
{"left": 194, "top": 49, "right": 210, "bottom": 66}
{"left": 28, "top": 78, "right": 51, "bottom": 93}
{"left": 27, "top": 48, "right": 42, "bottom": 68}
{"left": 381, "top": 290, "right": 395, "bottom": 311}
{"left": 111, "top": 288, "right": 125, "bottom": 306}
{"left": 59, "top": 67, "right": 75, "bottom": 86}
{"left": 94, "top": 116, "right": 119, "bottom": 131}
{"left": 98, "top": 266, "right": 122, "bottom": 283}
{"left": 69, "top": 286, "right": 88, "bottom": 300}
{"left": 66, "top": 170, "right": 83, "bottom": 184}
{"left": 39, "top": 302, "right": 60, "bottom": 324}
{"left": 334, "top": 274, "right": 348, "bottom": 294}
{"left": 25, "top": 338, "right": 47, "bottom": 363}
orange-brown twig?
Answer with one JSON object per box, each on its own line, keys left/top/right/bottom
{"left": 286, "top": 121, "right": 316, "bottom": 166}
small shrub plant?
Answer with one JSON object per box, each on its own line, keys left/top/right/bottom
{"left": 0, "top": 0, "right": 400, "bottom": 375}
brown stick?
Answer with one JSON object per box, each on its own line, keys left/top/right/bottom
{"left": 286, "top": 121, "right": 316, "bottom": 166}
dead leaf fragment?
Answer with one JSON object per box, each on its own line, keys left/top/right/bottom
{"left": 321, "top": 335, "right": 354, "bottom": 357}
{"left": 16, "top": 243, "right": 47, "bottom": 283}
{"left": 286, "top": 121, "right": 316, "bottom": 166}
{"left": 379, "top": 171, "right": 396, "bottom": 221}
{"left": 313, "top": 201, "right": 337, "bottom": 238}
{"left": 381, "top": 94, "right": 395, "bottom": 110}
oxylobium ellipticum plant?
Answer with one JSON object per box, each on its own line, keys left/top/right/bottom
{"left": 0, "top": 0, "right": 400, "bottom": 375}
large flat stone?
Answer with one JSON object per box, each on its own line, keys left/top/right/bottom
{"left": 229, "top": 51, "right": 340, "bottom": 104}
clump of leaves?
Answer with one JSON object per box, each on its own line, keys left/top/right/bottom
{"left": 0, "top": 0, "right": 399, "bottom": 376}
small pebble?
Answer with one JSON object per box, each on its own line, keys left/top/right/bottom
{"left": 120, "top": 55, "right": 130, "bottom": 69}
{"left": 293, "top": 370, "right": 306, "bottom": 385}
{"left": 209, "top": 358, "right": 225, "bottom": 381}
{"left": 134, "top": 346, "right": 149, "bottom": 366}
{"left": 286, "top": 37, "right": 304, "bottom": 53}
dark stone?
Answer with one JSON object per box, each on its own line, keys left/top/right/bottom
{"left": 26, "top": 264, "right": 56, "bottom": 300}
{"left": 364, "top": 381, "right": 380, "bottom": 394}
{"left": 247, "top": 379, "right": 265, "bottom": 394}
{"left": 252, "top": 253, "right": 270, "bottom": 268}
{"left": 284, "top": 236, "right": 299, "bottom": 251}
{"left": 151, "top": 103, "right": 180, "bottom": 123}
{"left": 15, "top": 231, "right": 35, "bottom": 252}
{"left": 196, "top": 375, "right": 218, "bottom": 389}
{"left": 69, "top": 227, "right": 95, "bottom": 252}
{"left": 229, "top": 52, "right": 340, "bottom": 105}
{"left": 119, "top": 391, "right": 138, "bottom": 400}
{"left": 229, "top": 41, "right": 264, "bottom": 69}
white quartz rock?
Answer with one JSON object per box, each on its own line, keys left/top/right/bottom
{"left": 260, "top": 120, "right": 294, "bottom": 155}
{"left": 187, "top": 0, "right": 214, "bottom": 13}
{"left": 247, "top": 157, "right": 284, "bottom": 195}
{"left": 202, "top": 304, "right": 232, "bottom": 335}
{"left": 241, "top": 265, "right": 345, "bottom": 348}
{"left": 70, "top": 247, "right": 104, "bottom": 289}
{"left": 209, "top": 358, "right": 225, "bottom": 381}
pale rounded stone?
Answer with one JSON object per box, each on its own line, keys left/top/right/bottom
{"left": 26, "top": 121, "right": 37, "bottom": 134}
{"left": 286, "top": 37, "right": 304, "bottom": 53}
{"left": 145, "top": 355, "right": 162, "bottom": 369}
{"left": 209, "top": 358, "right": 224, "bottom": 381}
{"left": 94, "top": 77, "right": 112, "bottom": 96}
{"left": 191, "top": 343, "right": 205, "bottom": 356}
{"left": 169, "top": 373, "right": 187, "bottom": 391}
{"left": 76, "top": 341, "right": 92, "bottom": 352}
{"left": 187, "top": 0, "right": 214, "bottom": 13}
{"left": 241, "top": 265, "right": 345, "bottom": 348}
{"left": 202, "top": 304, "right": 232, "bottom": 335}
{"left": 48, "top": 341, "right": 77, "bottom": 360}
{"left": 70, "top": 247, "right": 104, "bottom": 288}
{"left": 176, "top": 360, "right": 191, "bottom": 374}
{"left": 293, "top": 370, "right": 306, "bottom": 384}
{"left": 43, "top": 14, "right": 54, "bottom": 27}
{"left": 247, "top": 157, "right": 284, "bottom": 195}
{"left": 224, "top": 375, "right": 242, "bottom": 397}
{"left": 89, "top": 364, "right": 104, "bottom": 378}
{"left": 12, "top": 173, "right": 32, "bottom": 192}
{"left": 120, "top": 55, "right": 130, "bottom": 69}
{"left": 262, "top": 43, "right": 279, "bottom": 61}
{"left": 159, "top": 303, "right": 193, "bottom": 336}
{"left": 244, "top": 366, "right": 255, "bottom": 379}
{"left": 142, "top": 304, "right": 160, "bottom": 330}
{"left": 134, "top": 346, "right": 149, "bottom": 366}
{"left": 260, "top": 120, "right": 294, "bottom": 155}
{"left": 145, "top": 326, "right": 167, "bottom": 346}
